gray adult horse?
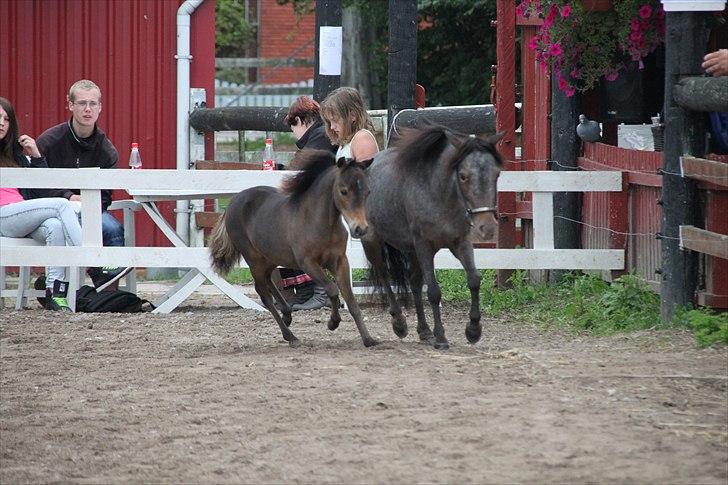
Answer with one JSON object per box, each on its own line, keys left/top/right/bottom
{"left": 362, "top": 125, "right": 503, "bottom": 350}
{"left": 209, "top": 150, "right": 377, "bottom": 348}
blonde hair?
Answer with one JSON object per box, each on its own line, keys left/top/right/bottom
{"left": 320, "top": 87, "right": 373, "bottom": 146}
{"left": 68, "top": 79, "right": 102, "bottom": 102}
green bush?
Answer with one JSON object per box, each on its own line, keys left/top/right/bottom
{"left": 675, "top": 307, "right": 728, "bottom": 347}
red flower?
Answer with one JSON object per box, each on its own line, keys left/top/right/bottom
{"left": 550, "top": 43, "right": 563, "bottom": 56}
{"left": 638, "top": 4, "right": 652, "bottom": 19}
{"left": 560, "top": 5, "right": 571, "bottom": 18}
{"left": 565, "top": 85, "right": 576, "bottom": 97}
{"left": 631, "top": 19, "right": 641, "bottom": 31}
{"left": 630, "top": 31, "right": 643, "bottom": 42}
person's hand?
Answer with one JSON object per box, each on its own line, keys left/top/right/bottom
{"left": 702, "top": 49, "right": 728, "bottom": 77}
{"left": 69, "top": 194, "right": 81, "bottom": 202}
{"left": 18, "top": 134, "right": 41, "bottom": 158}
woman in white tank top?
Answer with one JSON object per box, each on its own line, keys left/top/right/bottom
{"left": 321, "top": 87, "right": 379, "bottom": 165}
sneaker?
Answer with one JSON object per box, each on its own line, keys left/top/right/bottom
{"left": 88, "top": 266, "right": 133, "bottom": 292}
{"left": 291, "top": 286, "right": 331, "bottom": 311}
{"left": 46, "top": 280, "right": 72, "bottom": 312}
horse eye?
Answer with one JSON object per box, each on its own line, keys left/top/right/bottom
{"left": 340, "top": 188, "right": 348, "bottom": 196}
{"left": 459, "top": 173, "right": 468, "bottom": 182}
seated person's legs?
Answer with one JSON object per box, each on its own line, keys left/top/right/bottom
{"left": 31, "top": 218, "right": 72, "bottom": 311}
{"left": 101, "top": 210, "right": 125, "bottom": 247}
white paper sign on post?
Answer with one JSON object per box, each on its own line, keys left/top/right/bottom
{"left": 319, "top": 26, "right": 343, "bottom": 76}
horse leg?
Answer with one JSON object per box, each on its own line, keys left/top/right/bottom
{"left": 413, "top": 243, "right": 448, "bottom": 350}
{"left": 361, "top": 238, "right": 407, "bottom": 338}
{"left": 297, "top": 261, "right": 343, "bottom": 331}
{"left": 407, "top": 257, "right": 434, "bottom": 344}
{"left": 451, "top": 241, "right": 482, "bottom": 344}
{"left": 266, "top": 269, "right": 292, "bottom": 327}
{"left": 251, "top": 265, "right": 300, "bottom": 347}
{"left": 331, "top": 255, "right": 378, "bottom": 347}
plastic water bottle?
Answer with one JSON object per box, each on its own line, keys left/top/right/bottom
{"left": 262, "top": 138, "right": 275, "bottom": 171}
{"left": 129, "top": 142, "right": 142, "bottom": 169}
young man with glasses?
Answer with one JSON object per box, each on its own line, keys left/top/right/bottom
{"left": 34, "top": 79, "right": 131, "bottom": 291}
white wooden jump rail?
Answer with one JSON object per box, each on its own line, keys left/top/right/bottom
{"left": 0, "top": 167, "right": 624, "bottom": 311}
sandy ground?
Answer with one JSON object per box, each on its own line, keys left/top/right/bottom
{"left": 1, "top": 286, "right": 726, "bottom": 484}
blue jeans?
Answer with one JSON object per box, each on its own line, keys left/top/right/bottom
{"left": 73, "top": 210, "right": 125, "bottom": 247}
{"left": 0, "top": 198, "right": 82, "bottom": 289}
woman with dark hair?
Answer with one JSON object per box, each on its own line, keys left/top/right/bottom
{"left": 277, "top": 96, "right": 338, "bottom": 311}
{"left": 0, "top": 97, "right": 83, "bottom": 311}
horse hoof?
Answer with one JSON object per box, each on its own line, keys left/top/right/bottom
{"left": 433, "top": 340, "right": 449, "bottom": 350}
{"left": 465, "top": 324, "right": 482, "bottom": 344}
{"left": 288, "top": 338, "right": 301, "bottom": 348}
{"left": 418, "top": 329, "right": 434, "bottom": 344}
{"left": 328, "top": 319, "right": 340, "bottom": 331}
{"left": 363, "top": 337, "right": 380, "bottom": 348}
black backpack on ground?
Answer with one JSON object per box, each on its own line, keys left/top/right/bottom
{"left": 75, "top": 285, "right": 153, "bottom": 313}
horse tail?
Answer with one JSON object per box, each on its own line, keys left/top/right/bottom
{"left": 369, "top": 243, "right": 412, "bottom": 308}
{"left": 209, "top": 212, "right": 239, "bottom": 275}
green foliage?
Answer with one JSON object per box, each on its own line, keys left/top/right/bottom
{"left": 417, "top": 0, "right": 498, "bottom": 105}
{"left": 674, "top": 307, "right": 728, "bottom": 348}
{"left": 216, "top": 0, "right": 256, "bottom": 57}
{"left": 225, "top": 268, "right": 253, "bottom": 285}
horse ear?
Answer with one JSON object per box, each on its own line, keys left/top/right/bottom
{"left": 336, "top": 156, "right": 348, "bottom": 168}
{"left": 484, "top": 131, "right": 506, "bottom": 145}
{"left": 445, "top": 131, "right": 465, "bottom": 148}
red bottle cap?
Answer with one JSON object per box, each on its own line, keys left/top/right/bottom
{"left": 131, "top": 142, "right": 139, "bottom": 148}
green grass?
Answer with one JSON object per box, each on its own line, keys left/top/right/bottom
{"left": 225, "top": 268, "right": 253, "bottom": 285}
{"left": 435, "top": 269, "right": 726, "bottom": 346}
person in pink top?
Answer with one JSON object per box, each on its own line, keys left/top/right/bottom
{"left": 0, "top": 97, "right": 83, "bottom": 311}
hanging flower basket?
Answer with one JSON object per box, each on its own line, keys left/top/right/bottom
{"left": 517, "top": 0, "right": 666, "bottom": 96}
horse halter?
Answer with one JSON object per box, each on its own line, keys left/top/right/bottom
{"left": 454, "top": 170, "right": 498, "bottom": 227}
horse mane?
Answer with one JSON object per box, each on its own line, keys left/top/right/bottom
{"left": 390, "top": 125, "right": 450, "bottom": 169}
{"left": 447, "top": 136, "right": 504, "bottom": 171}
{"left": 280, "top": 149, "right": 336, "bottom": 200}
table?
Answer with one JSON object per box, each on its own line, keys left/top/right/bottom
{"left": 128, "top": 189, "right": 265, "bottom": 313}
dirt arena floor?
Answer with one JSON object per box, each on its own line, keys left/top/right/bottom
{"left": 1, "top": 288, "right": 727, "bottom": 484}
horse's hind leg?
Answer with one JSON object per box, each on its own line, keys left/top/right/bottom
{"left": 362, "top": 239, "right": 407, "bottom": 339}
{"left": 266, "top": 270, "right": 292, "bottom": 327}
{"left": 414, "top": 244, "right": 449, "bottom": 350}
{"left": 451, "top": 241, "right": 482, "bottom": 344}
{"left": 332, "top": 255, "right": 378, "bottom": 347}
{"left": 251, "top": 265, "right": 300, "bottom": 347}
{"left": 408, "top": 258, "right": 434, "bottom": 344}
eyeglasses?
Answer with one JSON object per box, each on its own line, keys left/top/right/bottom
{"left": 72, "top": 100, "right": 101, "bottom": 109}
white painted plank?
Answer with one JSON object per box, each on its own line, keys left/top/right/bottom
{"left": 532, "top": 192, "right": 554, "bottom": 249}
{"left": 80, "top": 189, "right": 103, "bottom": 247}
{"left": 497, "top": 171, "right": 622, "bottom": 192}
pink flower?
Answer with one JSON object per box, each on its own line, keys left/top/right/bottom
{"left": 516, "top": 4, "right": 524, "bottom": 17}
{"left": 528, "top": 36, "right": 539, "bottom": 50}
{"left": 605, "top": 71, "right": 619, "bottom": 81}
{"left": 550, "top": 43, "right": 563, "bottom": 56}
{"left": 565, "top": 86, "right": 576, "bottom": 97}
{"left": 558, "top": 77, "right": 568, "bottom": 90}
{"left": 630, "top": 31, "right": 643, "bottom": 42}
{"left": 560, "top": 5, "right": 571, "bottom": 18}
{"left": 638, "top": 4, "right": 652, "bottom": 19}
{"left": 631, "top": 19, "right": 641, "bottom": 31}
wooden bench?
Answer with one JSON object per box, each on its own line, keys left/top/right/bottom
{"left": 0, "top": 200, "right": 140, "bottom": 309}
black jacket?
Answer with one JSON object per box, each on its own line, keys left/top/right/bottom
{"left": 36, "top": 120, "right": 119, "bottom": 210}
{"left": 296, "top": 121, "right": 337, "bottom": 153}
{"left": 12, "top": 145, "right": 52, "bottom": 200}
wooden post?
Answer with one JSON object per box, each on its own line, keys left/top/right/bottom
{"left": 660, "top": 12, "right": 707, "bottom": 320}
{"left": 549, "top": 73, "right": 581, "bottom": 283}
{"left": 387, "top": 0, "right": 418, "bottom": 136}
{"left": 313, "top": 0, "right": 342, "bottom": 102}
{"left": 495, "top": 0, "right": 518, "bottom": 287}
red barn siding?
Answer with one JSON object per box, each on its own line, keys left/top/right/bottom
{"left": 0, "top": 0, "right": 216, "bottom": 247}
{"left": 258, "top": 0, "right": 315, "bottom": 84}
